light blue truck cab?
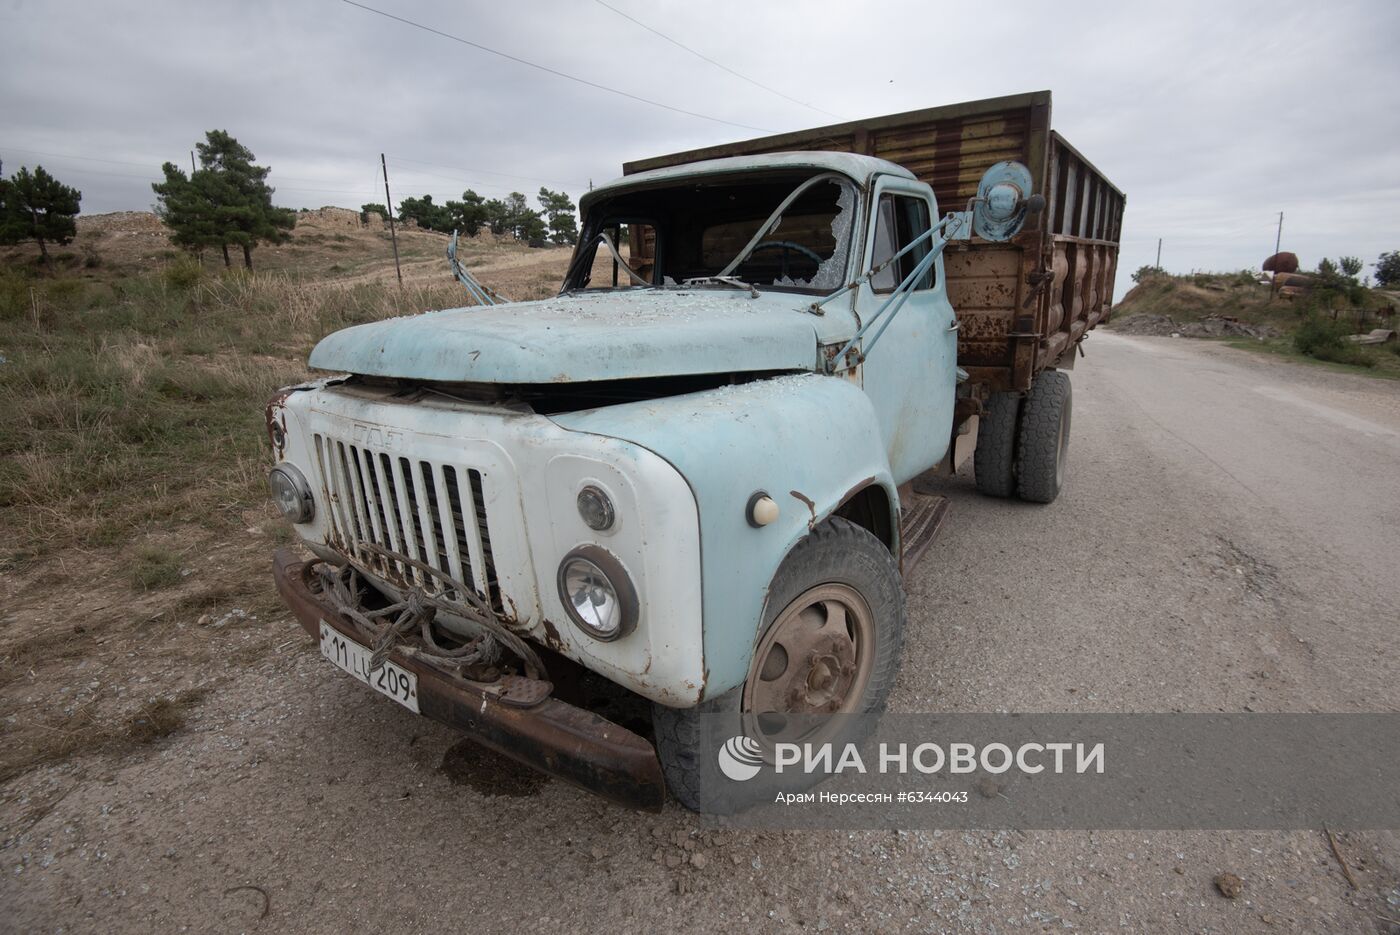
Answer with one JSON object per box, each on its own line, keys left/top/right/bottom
{"left": 267, "top": 151, "right": 1049, "bottom": 810}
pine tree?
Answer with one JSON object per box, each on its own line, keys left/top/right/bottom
{"left": 445, "top": 190, "right": 487, "bottom": 236}
{"left": 153, "top": 131, "right": 294, "bottom": 270}
{"left": 0, "top": 163, "right": 82, "bottom": 262}
{"left": 537, "top": 188, "right": 578, "bottom": 246}
{"left": 153, "top": 163, "right": 222, "bottom": 262}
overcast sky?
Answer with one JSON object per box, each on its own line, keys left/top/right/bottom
{"left": 3, "top": 0, "right": 1397, "bottom": 298}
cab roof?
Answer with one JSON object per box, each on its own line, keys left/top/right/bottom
{"left": 580, "top": 152, "right": 914, "bottom": 210}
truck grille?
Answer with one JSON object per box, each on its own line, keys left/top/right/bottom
{"left": 312, "top": 434, "right": 502, "bottom": 612}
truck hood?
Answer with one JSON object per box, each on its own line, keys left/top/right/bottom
{"left": 307, "top": 289, "right": 849, "bottom": 384}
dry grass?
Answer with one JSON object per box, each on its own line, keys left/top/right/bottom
{"left": 0, "top": 264, "right": 473, "bottom": 568}
{"left": 0, "top": 219, "right": 572, "bottom": 785}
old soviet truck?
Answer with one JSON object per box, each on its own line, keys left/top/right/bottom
{"left": 268, "top": 91, "right": 1123, "bottom": 811}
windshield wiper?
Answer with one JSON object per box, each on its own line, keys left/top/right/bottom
{"left": 717, "top": 171, "right": 848, "bottom": 279}
{"left": 681, "top": 275, "right": 759, "bottom": 298}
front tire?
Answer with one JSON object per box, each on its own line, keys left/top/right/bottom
{"left": 652, "top": 517, "right": 906, "bottom": 813}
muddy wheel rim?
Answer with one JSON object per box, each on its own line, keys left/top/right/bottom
{"left": 742, "top": 583, "right": 876, "bottom": 745}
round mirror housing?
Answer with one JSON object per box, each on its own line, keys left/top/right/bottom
{"left": 972, "top": 161, "right": 1037, "bottom": 242}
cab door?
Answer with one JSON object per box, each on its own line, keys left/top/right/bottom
{"left": 854, "top": 177, "right": 958, "bottom": 485}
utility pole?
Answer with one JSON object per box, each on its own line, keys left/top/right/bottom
{"left": 1155, "top": 238, "right": 1162, "bottom": 269}
{"left": 381, "top": 153, "right": 403, "bottom": 285}
{"left": 190, "top": 151, "right": 196, "bottom": 175}
{"left": 1269, "top": 211, "right": 1283, "bottom": 299}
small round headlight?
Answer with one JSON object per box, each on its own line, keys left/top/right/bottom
{"left": 557, "top": 546, "right": 637, "bottom": 641}
{"left": 268, "top": 464, "right": 315, "bottom": 524}
{"left": 576, "top": 485, "right": 615, "bottom": 532}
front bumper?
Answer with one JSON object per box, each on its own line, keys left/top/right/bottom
{"left": 272, "top": 548, "right": 665, "bottom": 810}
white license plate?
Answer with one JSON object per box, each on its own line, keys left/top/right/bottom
{"left": 319, "top": 621, "right": 420, "bottom": 714}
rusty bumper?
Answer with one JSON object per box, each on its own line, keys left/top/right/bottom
{"left": 272, "top": 548, "right": 666, "bottom": 810}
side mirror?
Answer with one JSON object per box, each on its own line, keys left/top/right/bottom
{"left": 972, "top": 161, "right": 1041, "bottom": 242}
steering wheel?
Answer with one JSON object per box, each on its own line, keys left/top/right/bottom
{"left": 748, "top": 240, "right": 825, "bottom": 280}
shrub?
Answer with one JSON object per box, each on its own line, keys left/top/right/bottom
{"left": 163, "top": 257, "right": 203, "bottom": 290}
{"left": 1293, "top": 316, "right": 1376, "bottom": 367}
{"left": 1293, "top": 316, "right": 1350, "bottom": 356}
{"left": 1132, "top": 264, "right": 1165, "bottom": 283}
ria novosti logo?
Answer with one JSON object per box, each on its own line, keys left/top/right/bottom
{"left": 718, "top": 734, "right": 1106, "bottom": 782}
{"left": 717, "top": 735, "right": 765, "bottom": 781}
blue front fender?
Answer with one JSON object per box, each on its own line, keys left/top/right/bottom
{"left": 551, "top": 373, "right": 897, "bottom": 701}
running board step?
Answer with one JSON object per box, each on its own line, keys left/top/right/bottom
{"left": 900, "top": 492, "right": 950, "bottom": 577}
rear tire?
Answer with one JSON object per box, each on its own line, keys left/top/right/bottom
{"left": 1015, "top": 370, "right": 1072, "bottom": 503}
{"left": 652, "top": 518, "right": 906, "bottom": 813}
{"left": 974, "top": 392, "right": 1020, "bottom": 497}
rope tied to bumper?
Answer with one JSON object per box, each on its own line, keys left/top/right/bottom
{"left": 317, "top": 561, "right": 544, "bottom": 680}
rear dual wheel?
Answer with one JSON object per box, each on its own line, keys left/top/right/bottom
{"left": 973, "top": 370, "right": 1073, "bottom": 504}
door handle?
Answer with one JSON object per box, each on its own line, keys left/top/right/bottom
{"left": 946, "top": 319, "right": 960, "bottom": 332}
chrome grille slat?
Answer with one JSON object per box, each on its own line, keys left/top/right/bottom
{"left": 312, "top": 433, "right": 496, "bottom": 604}
{"left": 418, "top": 462, "right": 451, "bottom": 576}
{"left": 429, "top": 462, "right": 467, "bottom": 599}
{"left": 336, "top": 441, "right": 368, "bottom": 544}
{"left": 315, "top": 436, "right": 348, "bottom": 543}
{"left": 386, "top": 454, "right": 424, "bottom": 585}
{"left": 353, "top": 445, "right": 388, "bottom": 553}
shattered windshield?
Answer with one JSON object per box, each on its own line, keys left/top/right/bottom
{"left": 566, "top": 172, "right": 858, "bottom": 294}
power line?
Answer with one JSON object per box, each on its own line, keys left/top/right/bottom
{"left": 0, "top": 146, "right": 155, "bottom": 170}
{"left": 338, "top": 0, "right": 774, "bottom": 133}
{"left": 0, "top": 144, "right": 565, "bottom": 197}
{"left": 385, "top": 154, "right": 587, "bottom": 190}
{"left": 592, "top": 0, "right": 842, "bottom": 121}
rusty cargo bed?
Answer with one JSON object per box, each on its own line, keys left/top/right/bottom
{"left": 623, "top": 90, "right": 1124, "bottom": 395}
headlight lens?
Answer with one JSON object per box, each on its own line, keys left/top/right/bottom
{"left": 576, "top": 485, "right": 615, "bottom": 531}
{"left": 268, "top": 464, "right": 315, "bottom": 524}
{"left": 557, "top": 546, "right": 638, "bottom": 641}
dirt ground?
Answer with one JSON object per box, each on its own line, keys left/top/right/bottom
{"left": 3, "top": 244, "right": 1400, "bottom": 932}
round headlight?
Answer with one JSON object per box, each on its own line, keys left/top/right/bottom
{"left": 576, "top": 485, "right": 615, "bottom": 532}
{"left": 268, "top": 464, "right": 315, "bottom": 524}
{"left": 557, "top": 546, "right": 638, "bottom": 641}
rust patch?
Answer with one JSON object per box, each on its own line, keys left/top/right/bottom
{"left": 264, "top": 389, "right": 292, "bottom": 460}
{"left": 539, "top": 617, "right": 567, "bottom": 653}
{"left": 835, "top": 475, "right": 878, "bottom": 511}
{"left": 789, "top": 490, "right": 817, "bottom": 530}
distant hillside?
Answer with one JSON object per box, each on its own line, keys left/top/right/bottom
{"left": 1109, "top": 271, "right": 1286, "bottom": 337}
{"left": 0, "top": 209, "right": 571, "bottom": 298}
{"left": 1111, "top": 270, "right": 1396, "bottom": 339}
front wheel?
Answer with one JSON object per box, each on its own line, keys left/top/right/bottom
{"left": 652, "top": 517, "right": 906, "bottom": 813}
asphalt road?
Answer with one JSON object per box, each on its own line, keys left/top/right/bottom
{"left": 5, "top": 332, "right": 1400, "bottom": 933}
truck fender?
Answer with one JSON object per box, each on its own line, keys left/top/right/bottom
{"left": 551, "top": 373, "right": 897, "bottom": 701}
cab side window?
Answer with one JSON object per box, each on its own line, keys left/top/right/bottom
{"left": 869, "top": 193, "right": 935, "bottom": 293}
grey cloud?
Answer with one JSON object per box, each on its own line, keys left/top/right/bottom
{"left": 2, "top": 0, "right": 1396, "bottom": 296}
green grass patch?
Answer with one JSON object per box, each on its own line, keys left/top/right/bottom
{"left": 0, "top": 264, "right": 469, "bottom": 567}
{"left": 130, "top": 544, "right": 185, "bottom": 591}
{"left": 1224, "top": 337, "right": 1400, "bottom": 380}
